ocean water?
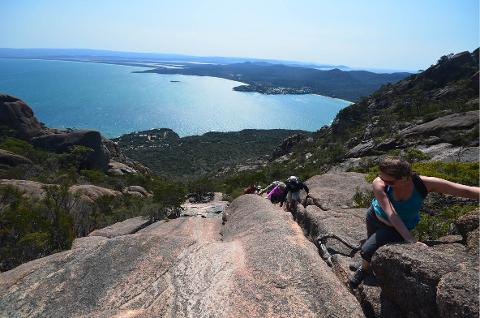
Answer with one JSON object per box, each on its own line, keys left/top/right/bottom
{"left": 0, "top": 58, "right": 351, "bottom": 138}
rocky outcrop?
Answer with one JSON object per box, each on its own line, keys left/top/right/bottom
{"left": 418, "top": 143, "right": 479, "bottom": 162}
{"left": 371, "top": 243, "right": 478, "bottom": 318}
{"left": 0, "top": 94, "right": 47, "bottom": 140}
{"left": 436, "top": 263, "right": 479, "bottom": 318}
{"left": 270, "top": 133, "right": 308, "bottom": 161}
{"left": 0, "top": 193, "right": 365, "bottom": 317}
{"left": 88, "top": 216, "right": 151, "bottom": 238}
{"left": 219, "top": 195, "right": 364, "bottom": 317}
{"left": 108, "top": 160, "right": 137, "bottom": 175}
{"left": 182, "top": 192, "right": 228, "bottom": 217}
{"left": 69, "top": 184, "right": 121, "bottom": 203}
{"left": 0, "top": 149, "right": 33, "bottom": 167}
{"left": 0, "top": 94, "right": 141, "bottom": 172}
{"left": 345, "top": 140, "right": 377, "bottom": 158}
{"left": 32, "top": 129, "right": 110, "bottom": 170}
{"left": 286, "top": 171, "right": 480, "bottom": 318}
{"left": 0, "top": 179, "right": 52, "bottom": 198}
{"left": 344, "top": 110, "right": 479, "bottom": 159}
{"left": 454, "top": 209, "right": 479, "bottom": 241}
{"left": 305, "top": 172, "right": 371, "bottom": 210}
{"left": 455, "top": 209, "right": 479, "bottom": 256}
{"left": 398, "top": 110, "right": 479, "bottom": 146}
{"left": 122, "top": 185, "right": 152, "bottom": 198}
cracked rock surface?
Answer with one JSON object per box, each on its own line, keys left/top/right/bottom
{"left": 0, "top": 194, "right": 364, "bottom": 317}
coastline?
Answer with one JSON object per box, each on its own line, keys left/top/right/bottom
{"left": 0, "top": 57, "right": 353, "bottom": 138}
{"left": 0, "top": 57, "right": 354, "bottom": 103}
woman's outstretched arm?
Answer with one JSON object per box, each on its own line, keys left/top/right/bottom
{"left": 421, "top": 176, "right": 480, "bottom": 199}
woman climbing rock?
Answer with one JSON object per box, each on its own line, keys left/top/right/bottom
{"left": 349, "top": 157, "right": 480, "bottom": 289}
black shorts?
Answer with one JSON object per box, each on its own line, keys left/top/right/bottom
{"left": 360, "top": 206, "right": 404, "bottom": 262}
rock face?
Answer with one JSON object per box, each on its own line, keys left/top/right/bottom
{"left": 88, "top": 216, "right": 151, "bottom": 238}
{"left": 344, "top": 111, "right": 480, "bottom": 159}
{"left": 418, "top": 143, "right": 479, "bottom": 162}
{"left": 399, "top": 110, "right": 479, "bottom": 146}
{"left": 288, "top": 171, "right": 479, "bottom": 318}
{"left": 108, "top": 160, "right": 137, "bottom": 176}
{"left": 69, "top": 184, "right": 121, "bottom": 203}
{"left": 270, "top": 133, "right": 308, "bottom": 161}
{"left": 0, "top": 194, "right": 364, "bottom": 317}
{"left": 0, "top": 149, "right": 33, "bottom": 167}
{"left": 31, "top": 130, "right": 110, "bottom": 170}
{"left": 182, "top": 192, "right": 228, "bottom": 217}
{"left": 436, "top": 264, "right": 479, "bottom": 318}
{"left": 122, "top": 185, "right": 152, "bottom": 198}
{"left": 0, "top": 179, "right": 52, "bottom": 199}
{"left": 372, "top": 243, "right": 478, "bottom": 318}
{"left": 305, "top": 172, "right": 371, "bottom": 210}
{"left": 0, "top": 94, "right": 46, "bottom": 140}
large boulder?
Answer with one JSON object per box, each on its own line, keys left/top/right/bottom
{"left": 305, "top": 172, "right": 371, "bottom": 210}
{"left": 32, "top": 130, "right": 110, "bottom": 170}
{"left": 122, "top": 185, "right": 152, "bottom": 198}
{"left": 0, "top": 179, "right": 52, "bottom": 199}
{"left": 454, "top": 209, "right": 479, "bottom": 256}
{"left": 371, "top": 243, "right": 478, "bottom": 318}
{"left": 418, "top": 143, "right": 479, "bottom": 162}
{"left": 454, "top": 209, "right": 479, "bottom": 242}
{"left": 69, "top": 184, "right": 121, "bottom": 203}
{"left": 398, "top": 110, "right": 479, "bottom": 146}
{"left": 0, "top": 149, "right": 33, "bottom": 167}
{"left": 0, "top": 194, "right": 365, "bottom": 317}
{"left": 0, "top": 94, "right": 47, "bottom": 140}
{"left": 436, "top": 263, "right": 479, "bottom": 318}
{"left": 345, "top": 140, "right": 376, "bottom": 158}
{"left": 108, "top": 160, "right": 137, "bottom": 176}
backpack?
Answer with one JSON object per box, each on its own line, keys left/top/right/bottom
{"left": 286, "top": 178, "right": 303, "bottom": 192}
{"left": 412, "top": 173, "right": 428, "bottom": 199}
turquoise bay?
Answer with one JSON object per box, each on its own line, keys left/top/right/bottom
{"left": 0, "top": 58, "right": 351, "bottom": 138}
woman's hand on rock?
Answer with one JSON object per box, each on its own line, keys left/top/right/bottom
{"left": 415, "top": 241, "right": 428, "bottom": 248}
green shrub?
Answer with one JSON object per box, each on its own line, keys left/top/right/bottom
{"left": 141, "top": 203, "right": 179, "bottom": 222}
{"left": 413, "top": 204, "right": 478, "bottom": 241}
{"left": 80, "top": 169, "right": 109, "bottom": 184}
{"left": 412, "top": 161, "right": 479, "bottom": 186}
{"left": 404, "top": 148, "right": 430, "bottom": 162}
{"left": 0, "top": 186, "right": 74, "bottom": 271}
{"left": 0, "top": 137, "right": 51, "bottom": 163}
{"left": 0, "top": 137, "right": 33, "bottom": 156}
{"left": 352, "top": 187, "right": 374, "bottom": 208}
{"left": 152, "top": 178, "right": 186, "bottom": 209}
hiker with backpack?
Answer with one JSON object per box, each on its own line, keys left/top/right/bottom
{"left": 266, "top": 181, "right": 287, "bottom": 204}
{"left": 259, "top": 180, "right": 281, "bottom": 195}
{"left": 349, "top": 157, "right": 480, "bottom": 289}
{"left": 281, "top": 176, "right": 309, "bottom": 211}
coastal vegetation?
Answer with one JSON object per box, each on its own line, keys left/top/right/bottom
{"left": 114, "top": 128, "right": 308, "bottom": 178}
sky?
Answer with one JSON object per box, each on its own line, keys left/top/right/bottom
{"left": 0, "top": 0, "right": 478, "bottom": 71}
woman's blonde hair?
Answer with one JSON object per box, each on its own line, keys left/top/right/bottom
{"left": 379, "top": 157, "right": 412, "bottom": 179}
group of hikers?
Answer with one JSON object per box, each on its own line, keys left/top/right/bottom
{"left": 244, "top": 175, "right": 310, "bottom": 211}
{"left": 243, "top": 157, "right": 480, "bottom": 289}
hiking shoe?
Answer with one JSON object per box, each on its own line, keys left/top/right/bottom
{"left": 349, "top": 262, "right": 362, "bottom": 271}
{"left": 349, "top": 267, "right": 366, "bottom": 289}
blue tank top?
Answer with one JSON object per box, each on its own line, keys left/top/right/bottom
{"left": 371, "top": 185, "right": 424, "bottom": 230}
